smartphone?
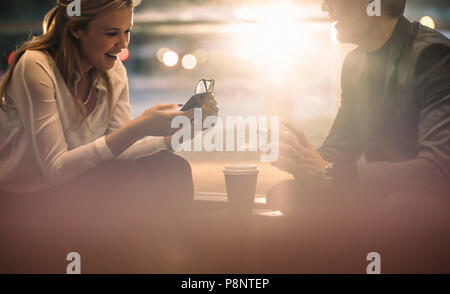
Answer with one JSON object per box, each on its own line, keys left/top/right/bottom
{"left": 180, "top": 93, "right": 208, "bottom": 111}
{"left": 180, "top": 79, "right": 215, "bottom": 111}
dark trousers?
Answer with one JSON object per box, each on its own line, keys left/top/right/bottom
{"left": 0, "top": 151, "right": 193, "bottom": 273}
{"left": 266, "top": 179, "right": 450, "bottom": 273}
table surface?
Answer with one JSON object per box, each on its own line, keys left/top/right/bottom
{"left": 3, "top": 192, "right": 448, "bottom": 273}
{"left": 145, "top": 193, "right": 367, "bottom": 274}
{"left": 152, "top": 193, "right": 450, "bottom": 274}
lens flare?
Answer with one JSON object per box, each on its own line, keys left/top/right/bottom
{"left": 8, "top": 51, "right": 16, "bottom": 65}
{"left": 119, "top": 48, "right": 129, "bottom": 61}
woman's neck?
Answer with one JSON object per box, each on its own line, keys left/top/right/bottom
{"left": 79, "top": 55, "right": 94, "bottom": 76}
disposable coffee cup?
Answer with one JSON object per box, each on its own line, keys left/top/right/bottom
{"left": 223, "top": 164, "right": 259, "bottom": 215}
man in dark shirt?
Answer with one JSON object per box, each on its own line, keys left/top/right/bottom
{"left": 268, "top": 0, "right": 449, "bottom": 209}
{"left": 266, "top": 1, "right": 450, "bottom": 271}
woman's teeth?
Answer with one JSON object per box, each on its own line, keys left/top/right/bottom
{"left": 105, "top": 53, "right": 118, "bottom": 59}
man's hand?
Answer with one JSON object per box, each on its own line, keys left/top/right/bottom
{"left": 272, "top": 120, "right": 330, "bottom": 187}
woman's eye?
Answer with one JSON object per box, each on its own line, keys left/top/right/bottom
{"left": 106, "top": 31, "right": 131, "bottom": 37}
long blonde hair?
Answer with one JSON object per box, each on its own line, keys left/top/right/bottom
{"left": 0, "top": 0, "right": 134, "bottom": 126}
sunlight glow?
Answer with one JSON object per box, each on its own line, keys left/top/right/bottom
{"left": 231, "top": 24, "right": 309, "bottom": 82}
{"left": 229, "top": 2, "right": 330, "bottom": 83}
{"left": 330, "top": 22, "right": 339, "bottom": 45}
{"left": 234, "top": 2, "right": 298, "bottom": 22}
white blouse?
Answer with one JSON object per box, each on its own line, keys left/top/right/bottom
{"left": 0, "top": 50, "right": 167, "bottom": 193}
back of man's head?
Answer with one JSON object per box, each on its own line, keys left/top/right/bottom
{"left": 382, "top": 0, "right": 406, "bottom": 18}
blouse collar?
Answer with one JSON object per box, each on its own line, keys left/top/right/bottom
{"left": 74, "top": 71, "right": 108, "bottom": 93}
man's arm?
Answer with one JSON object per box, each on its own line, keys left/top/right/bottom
{"left": 317, "top": 49, "right": 364, "bottom": 164}
{"left": 317, "top": 102, "right": 363, "bottom": 164}
{"left": 336, "top": 43, "right": 450, "bottom": 198}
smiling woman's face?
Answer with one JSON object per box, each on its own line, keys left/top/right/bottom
{"left": 74, "top": 7, "right": 133, "bottom": 72}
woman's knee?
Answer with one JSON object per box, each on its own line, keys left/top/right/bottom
{"left": 137, "top": 151, "right": 192, "bottom": 177}
{"left": 135, "top": 151, "right": 193, "bottom": 201}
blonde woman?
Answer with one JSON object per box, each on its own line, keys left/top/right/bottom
{"left": 0, "top": 0, "right": 217, "bottom": 272}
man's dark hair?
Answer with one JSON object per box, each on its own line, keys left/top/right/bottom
{"left": 382, "top": 0, "right": 407, "bottom": 18}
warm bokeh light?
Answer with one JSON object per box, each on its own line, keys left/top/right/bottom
{"left": 420, "top": 16, "right": 436, "bottom": 29}
{"left": 8, "top": 51, "right": 15, "bottom": 65}
{"left": 157, "top": 47, "right": 170, "bottom": 63}
{"left": 162, "top": 50, "right": 179, "bottom": 67}
{"left": 181, "top": 54, "right": 198, "bottom": 70}
{"left": 234, "top": 3, "right": 298, "bottom": 22}
{"left": 193, "top": 49, "right": 208, "bottom": 64}
{"left": 119, "top": 48, "right": 129, "bottom": 61}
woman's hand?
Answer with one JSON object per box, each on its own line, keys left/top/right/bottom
{"left": 164, "top": 94, "right": 219, "bottom": 150}
{"left": 199, "top": 93, "right": 219, "bottom": 118}
{"left": 136, "top": 103, "right": 194, "bottom": 137}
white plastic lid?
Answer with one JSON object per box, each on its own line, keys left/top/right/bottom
{"left": 223, "top": 164, "right": 259, "bottom": 175}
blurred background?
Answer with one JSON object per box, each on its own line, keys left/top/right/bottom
{"left": 1, "top": 0, "right": 449, "bottom": 194}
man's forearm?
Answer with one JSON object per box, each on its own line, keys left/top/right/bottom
{"left": 334, "top": 157, "right": 449, "bottom": 198}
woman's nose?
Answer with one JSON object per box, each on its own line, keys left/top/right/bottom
{"left": 322, "top": 0, "right": 329, "bottom": 12}
{"left": 119, "top": 35, "right": 128, "bottom": 49}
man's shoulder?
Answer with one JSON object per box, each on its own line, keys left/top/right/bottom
{"left": 414, "top": 22, "right": 450, "bottom": 49}
{"left": 410, "top": 23, "right": 450, "bottom": 76}
{"left": 406, "top": 22, "right": 449, "bottom": 62}
{"left": 342, "top": 20, "right": 450, "bottom": 68}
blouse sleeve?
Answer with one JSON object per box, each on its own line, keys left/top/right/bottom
{"left": 12, "top": 50, "right": 114, "bottom": 187}
{"left": 104, "top": 63, "right": 168, "bottom": 160}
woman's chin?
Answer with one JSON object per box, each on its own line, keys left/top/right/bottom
{"left": 97, "top": 62, "right": 116, "bottom": 72}
{"left": 105, "top": 63, "right": 116, "bottom": 71}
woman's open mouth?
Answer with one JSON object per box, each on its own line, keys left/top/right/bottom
{"left": 105, "top": 53, "right": 119, "bottom": 61}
